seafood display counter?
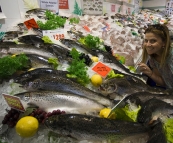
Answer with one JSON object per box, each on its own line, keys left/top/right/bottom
{"left": 0, "top": 3, "right": 173, "bottom": 143}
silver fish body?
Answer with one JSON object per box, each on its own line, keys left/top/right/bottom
{"left": 14, "top": 68, "right": 69, "bottom": 83}
{"left": 3, "top": 31, "right": 24, "bottom": 40}
{"left": 26, "top": 8, "right": 47, "bottom": 19}
{"left": 44, "top": 114, "right": 148, "bottom": 141}
{"left": 60, "top": 38, "right": 97, "bottom": 56}
{"left": 26, "top": 54, "right": 53, "bottom": 69}
{"left": 18, "top": 35, "right": 44, "bottom": 47}
{"left": 21, "top": 75, "right": 113, "bottom": 107}
{"left": 0, "top": 44, "right": 56, "bottom": 58}
{"left": 15, "top": 91, "right": 104, "bottom": 114}
{"left": 43, "top": 44, "right": 72, "bottom": 63}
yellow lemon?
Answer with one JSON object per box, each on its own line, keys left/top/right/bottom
{"left": 99, "top": 108, "right": 116, "bottom": 119}
{"left": 91, "top": 56, "right": 99, "bottom": 62}
{"left": 15, "top": 116, "right": 39, "bottom": 138}
{"left": 90, "top": 74, "right": 102, "bottom": 86}
{"left": 99, "top": 108, "right": 111, "bottom": 118}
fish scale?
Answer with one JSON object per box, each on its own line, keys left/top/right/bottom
{"left": 21, "top": 75, "right": 113, "bottom": 107}
{"left": 15, "top": 91, "right": 104, "bottom": 114}
{"left": 45, "top": 114, "right": 148, "bottom": 141}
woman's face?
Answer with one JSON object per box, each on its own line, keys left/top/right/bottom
{"left": 143, "top": 32, "right": 165, "bottom": 56}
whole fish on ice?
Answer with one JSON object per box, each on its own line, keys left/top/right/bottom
{"left": 14, "top": 91, "right": 104, "bottom": 114}
{"left": 0, "top": 44, "right": 56, "bottom": 58}
{"left": 19, "top": 74, "right": 113, "bottom": 107}
{"left": 14, "top": 68, "right": 69, "bottom": 84}
{"left": 44, "top": 114, "right": 148, "bottom": 142}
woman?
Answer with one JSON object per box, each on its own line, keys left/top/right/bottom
{"left": 138, "top": 24, "right": 173, "bottom": 89}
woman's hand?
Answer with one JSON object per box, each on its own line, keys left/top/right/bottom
{"left": 138, "top": 63, "right": 153, "bottom": 77}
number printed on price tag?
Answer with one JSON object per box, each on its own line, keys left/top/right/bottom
{"left": 43, "top": 28, "right": 65, "bottom": 41}
{"left": 53, "top": 34, "right": 65, "bottom": 40}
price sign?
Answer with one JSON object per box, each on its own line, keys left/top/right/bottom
{"left": 43, "top": 28, "right": 65, "bottom": 41}
{"left": 59, "top": 0, "right": 69, "bottom": 9}
{"left": 92, "top": 62, "right": 112, "bottom": 77}
{"left": 2, "top": 94, "right": 25, "bottom": 112}
{"left": 24, "top": 18, "right": 39, "bottom": 29}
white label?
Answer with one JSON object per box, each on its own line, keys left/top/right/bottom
{"left": 39, "top": 0, "right": 59, "bottom": 13}
{"left": 43, "top": 28, "right": 65, "bottom": 41}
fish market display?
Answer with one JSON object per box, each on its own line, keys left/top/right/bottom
{"left": 0, "top": 6, "right": 173, "bottom": 143}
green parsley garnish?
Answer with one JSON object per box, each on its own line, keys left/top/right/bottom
{"left": 37, "top": 10, "right": 66, "bottom": 30}
{"left": 67, "top": 48, "right": 90, "bottom": 86}
{"left": 0, "top": 54, "right": 29, "bottom": 79}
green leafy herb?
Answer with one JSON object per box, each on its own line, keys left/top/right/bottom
{"left": 164, "top": 118, "right": 173, "bottom": 143}
{"left": 106, "top": 70, "right": 124, "bottom": 79}
{"left": 69, "top": 17, "right": 80, "bottom": 24}
{"left": 78, "top": 34, "right": 106, "bottom": 52}
{"left": 67, "top": 48, "right": 90, "bottom": 86}
{"left": 37, "top": 10, "right": 66, "bottom": 30}
{"left": 113, "top": 104, "right": 141, "bottom": 122}
{"left": 48, "top": 58, "right": 59, "bottom": 69}
{"left": 42, "top": 36, "right": 53, "bottom": 44}
{"left": 128, "top": 66, "right": 136, "bottom": 73}
{"left": 0, "top": 54, "right": 29, "bottom": 79}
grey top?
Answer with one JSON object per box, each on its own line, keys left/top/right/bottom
{"left": 149, "top": 48, "right": 173, "bottom": 89}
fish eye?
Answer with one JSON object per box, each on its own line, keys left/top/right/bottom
{"left": 24, "top": 95, "right": 30, "bottom": 102}
{"left": 32, "top": 81, "right": 39, "bottom": 89}
{"left": 107, "top": 84, "right": 116, "bottom": 93}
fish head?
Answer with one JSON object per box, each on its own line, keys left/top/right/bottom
{"left": 21, "top": 79, "right": 41, "bottom": 91}
{"left": 98, "top": 81, "right": 117, "bottom": 95}
{"left": 98, "top": 78, "right": 131, "bottom": 97}
{"left": 14, "top": 73, "right": 33, "bottom": 84}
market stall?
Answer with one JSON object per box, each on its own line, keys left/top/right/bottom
{"left": 0, "top": 0, "right": 173, "bottom": 143}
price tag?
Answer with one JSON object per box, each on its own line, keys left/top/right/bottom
{"left": 43, "top": 28, "right": 65, "bottom": 41}
{"left": 59, "top": 0, "right": 69, "bottom": 9}
{"left": 2, "top": 94, "right": 25, "bottom": 112}
{"left": 92, "top": 62, "right": 112, "bottom": 77}
{"left": 24, "top": 18, "right": 39, "bottom": 29}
